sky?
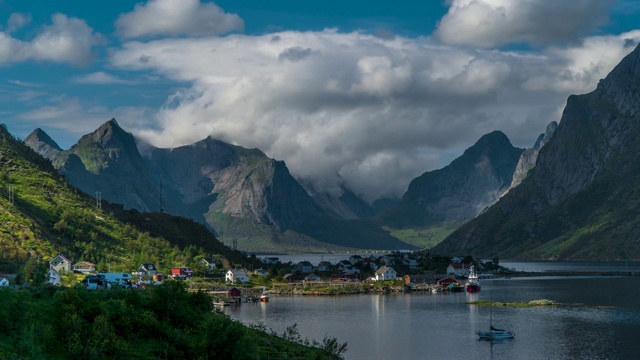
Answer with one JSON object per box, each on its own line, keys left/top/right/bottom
{"left": 1, "top": 0, "right": 640, "bottom": 202}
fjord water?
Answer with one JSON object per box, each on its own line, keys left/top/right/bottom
{"left": 224, "top": 274, "right": 640, "bottom": 359}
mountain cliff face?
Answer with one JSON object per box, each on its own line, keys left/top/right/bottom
{"left": 28, "top": 121, "right": 413, "bottom": 252}
{"left": 434, "top": 44, "right": 640, "bottom": 260}
{"left": 143, "top": 137, "right": 325, "bottom": 231}
{"left": 508, "top": 121, "right": 557, "bottom": 189}
{"left": 38, "top": 119, "right": 163, "bottom": 213}
{"left": 378, "top": 131, "right": 523, "bottom": 229}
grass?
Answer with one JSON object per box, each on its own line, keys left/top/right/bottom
{"left": 468, "top": 299, "right": 559, "bottom": 307}
{"left": 386, "top": 224, "right": 461, "bottom": 249}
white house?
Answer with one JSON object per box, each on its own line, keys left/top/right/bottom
{"left": 226, "top": 269, "right": 249, "bottom": 284}
{"left": 72, "top": 261, "right": 95, "bottom": 274}
{"left": 316, "top": 261, "right": 332, "bottom": 272}
{"left": 134, "top": 263, "right": 157, "bottom": 280}
{"left": 50, "top": 254, "right": 71, "bottom": 274}
{"left": 0, "top": 277, "right": 9, "bottom": 287}
{"left": 296, "top": 261, "right": 314, "bottom": 273}
{"left": 48, "top": 268, "right": 61, "bottom": 285}
{"left": 447, "top": 263, "right": 471, "bottom": 276}
{"left": 374, "top": 266, "right": 397, "bottom": 281}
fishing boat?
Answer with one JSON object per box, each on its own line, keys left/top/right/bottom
{"left": 476, "top": 292, "right": 514, "bottom": 340}
{"left": 466, "top": 265, "right": 481, "bottom": 293}
{"left": 260, "top": 288, "right": 270, "bottom": 302}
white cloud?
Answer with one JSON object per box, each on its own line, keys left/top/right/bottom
{"left": 435, "top": 0, "right": 614, "bottom": 48}
{"left": 6, "top": 13, "right": 32, "bottom": 34}
{"left": 8, "top": 79, "right": 40, "bottom": 87}
{"left": 107, "top": 30, "right": 640, "bottom": 202}
{"left": 73, "top": 72, "right": 134, "bottom": 85}
{"left": 116, "top": 0, "right": 244, "bottom": 39}
{"left": 0, "top": 13, "right": 103, "bottom": 66}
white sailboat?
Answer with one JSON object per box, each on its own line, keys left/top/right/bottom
{"left": 476, "top": 292, "right": 514, "bottom": 340}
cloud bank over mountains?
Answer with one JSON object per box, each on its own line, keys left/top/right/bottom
{"left": 4, "top": 0, "right": 640, "bottom": 202}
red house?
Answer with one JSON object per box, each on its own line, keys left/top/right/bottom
{"left": 171, "top": 266, "right": 193, "bottom": 280}
{"left": 436, "top": 276, "right": 458, "bottom": 288}
{"left": 227, "top": 287, "right": 242, "bottom": 298}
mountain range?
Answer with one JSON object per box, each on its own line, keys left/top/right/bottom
{"left": 26, "top": 120, "right": 416, "bottom": 253}
{"left": 26, "top": 111, "right": 557, "bottom": 254}
{"left": 0, "top": 123, "right": 261, "bottom": 273}
{"left": 434, "top": 43, "right": 640, "bottom": 260}
{"left": 13, "top": 46, "right": 640, "bottom": 261}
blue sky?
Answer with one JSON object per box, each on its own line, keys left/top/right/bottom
{"left": 1, "top": 0, "right": 639, "bottom": 201}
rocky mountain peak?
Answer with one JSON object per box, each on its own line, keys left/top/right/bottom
{"left": 378, "top": 130, "right": 523, "bottom": 228}
{"left": 533, "top": 121, "right": 558, "bottom": 151}
{"left": 24, "top": 128, "right": 63, "bottom": 162}
{"left": 509, "top": 121, "right": 558, "bottom": 189}
{"left": 596, "top": 43, "right": 640, "bottom": 118}
{"left": 25, "top": 128, "right": 62, "bottom": 151}
{"left": 88, "top": 118, "right": 134, "bottom": 148}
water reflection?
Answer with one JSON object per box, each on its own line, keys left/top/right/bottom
{"left": 225, "top": 277, "right": 640, "bottom": 360}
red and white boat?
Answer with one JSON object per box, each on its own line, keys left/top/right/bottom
{"left": 466, "top": 265, "right": 481, "bottom": 293}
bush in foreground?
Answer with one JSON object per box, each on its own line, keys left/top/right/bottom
{"left": 0, "top": 282, "right": 343, "bottom": 359}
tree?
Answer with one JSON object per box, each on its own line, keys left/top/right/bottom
{"left": 21, "top": 256, "right": 47, "bottom": 286}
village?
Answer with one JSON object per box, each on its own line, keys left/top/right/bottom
{"left": 0, "top": 252, "right": 511, "bottom": 300}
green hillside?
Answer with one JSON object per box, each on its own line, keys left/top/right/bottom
{"left": 0, "top": 124, "right": 258, "bottom": 273}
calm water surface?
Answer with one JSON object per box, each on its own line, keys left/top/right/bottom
{"left": 224, "top": 276, "right": 640, "bottom": 360}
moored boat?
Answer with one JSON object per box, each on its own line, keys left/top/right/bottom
{"left": 260, "top": 288, "right": 270, "bottom": 302}
{"left": 476, "top": 325, "right": 515, "bottom": 340}
{"left": 476, "top": 291, "right": 514, "bottom": 340}
{"left": 466, "top": 265, "right": 481, "bottom": 293}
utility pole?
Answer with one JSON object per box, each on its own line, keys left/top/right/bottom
{"left": 159, "top": 174, "right": 164, "bottom": 213}
{"left": 95, "top": 191, "right": 102, "bottom": 210}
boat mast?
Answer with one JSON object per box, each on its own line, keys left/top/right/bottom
{"left": 490, "top": 290, "right": 493, "bottom": 328}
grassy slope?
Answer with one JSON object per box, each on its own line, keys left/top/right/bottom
{"left": 385, "top": 223, "right": 461, "bottom": 249}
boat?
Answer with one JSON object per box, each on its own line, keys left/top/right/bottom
{"left": 466, "top": 265, "right": 481, "bottom": 293}
{"left": 213, "top": 300, "right": 233, "bottom": 306}
{"left": 260, "top": 288, "right": 270, "bottom": 302}
{"left": 477, "top": 325, "right": 515, "bottom": 340}
{"left": 447, "top": 282, "right": 464, "bottom": 292}
{"left": 476, "top": 292, "right": 514, "bottom": 340}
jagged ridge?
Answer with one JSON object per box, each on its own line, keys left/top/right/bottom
{"left": 434, "top": 44, "right": 640, "bottom": 260}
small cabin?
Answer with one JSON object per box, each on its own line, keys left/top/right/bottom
{"left": 227, "top": 287, "right": 242, "bottom": 298}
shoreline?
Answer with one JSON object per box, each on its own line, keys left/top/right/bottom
{"left": 197, "top": 270, "right": 638, "bottom": 296}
